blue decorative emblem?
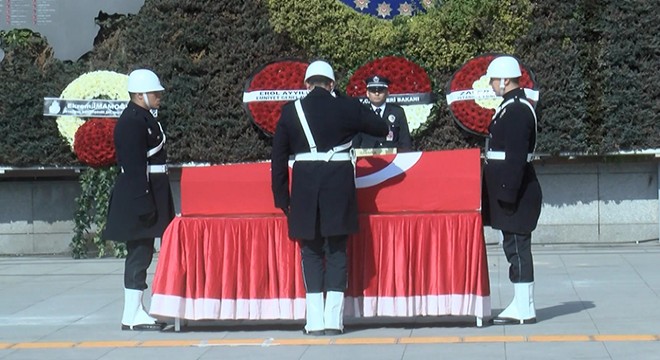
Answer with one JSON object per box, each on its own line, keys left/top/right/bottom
{"left": 339, "top": 0, "right": 439, "bottom": 19}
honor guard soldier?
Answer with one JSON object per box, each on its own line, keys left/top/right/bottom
{"left": 104, "top": 69, "right": 175, "bottom": 331}
{"left": 482, "top": 56, "right": 542, "bottom": 325}
{"left": 271, "top": 60, "right": 388, "bottom": 335}
{"left": 353, "top": 75, "right": 412, "bottom": 152}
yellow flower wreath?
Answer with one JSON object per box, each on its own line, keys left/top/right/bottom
{"left": 56, "top": 70, "right": 129, "bottom": 148}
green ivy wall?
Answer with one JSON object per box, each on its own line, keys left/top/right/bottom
{"left": 0, "top": 0, "right": 657, "bottom": 167}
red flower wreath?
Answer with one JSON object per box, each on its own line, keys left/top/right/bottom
{"left": 346, "top": 55, "right": 432, "bottom": 96}
{"left": 73, "top": 118, "right": 117, "bottom": 168}
{"left": 243, "top": 60, "right": 309, "bottom": 135}
{"left": 446, "top": 53, "right": 538, "bottom": 136}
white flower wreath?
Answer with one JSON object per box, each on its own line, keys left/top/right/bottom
{"left": 402, "top": 104, "right": 434, "bottom": 133}
{"left": 56, "top": 70, "right": 129, "bottom": 148}
{"left": 472, "top": 75, "right": 501, "bottom": 110}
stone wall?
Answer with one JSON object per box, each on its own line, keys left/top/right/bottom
{"left": 0, "top": 175, "right": 80, "bottom": 254}
{"left": 484, "top": 158, "right": 660, "bottom": 244}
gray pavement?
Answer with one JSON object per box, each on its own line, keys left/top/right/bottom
{"left": 1, "top": 243, "right": 659, "bottom": 359}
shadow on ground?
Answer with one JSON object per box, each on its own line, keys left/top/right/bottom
{"left": 162, "top": 315, "right": 484, "bottom": 333}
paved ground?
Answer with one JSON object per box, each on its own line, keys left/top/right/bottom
{"left": 1, "top": 243, "right": 659, "bottom": 360}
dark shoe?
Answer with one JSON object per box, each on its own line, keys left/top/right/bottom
{"left": 324, "top": 329, "right": 344, "bottom": 336}
{"left": 121, "top": 322, "right": 166, "bottom": 331}
{"left": 302, "top": 329, "right": 325, "bottom": 336}
{"left": 490, "top": 317, "right": 537, "bottom": 325}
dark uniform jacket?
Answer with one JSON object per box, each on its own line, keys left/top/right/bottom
{"left": 353, "top": 103, "right": 412, "bottom": 151}
{"left": 271, "top": 87, "right": 389, "bottom": 240}
{"left": 482, "top": 88, "right": 542, "bottom": 234}
{"left": 104, "top": 102, "right": 175, "bottom": 242}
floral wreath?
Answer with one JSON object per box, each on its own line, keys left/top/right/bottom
{"left": 345, "top": 55, "right": 435, "bottom": 133}
{"left": 445, "top": 53, "right": 538, "bottom": 136}
{"left": 242, "top": 59, "right": 309, "bottom": 135}
{"left": 73, "top": 118, "right": 117, "bottom": 168}
{"left": 56, "top": 70, "right": 129, "bottom": 148}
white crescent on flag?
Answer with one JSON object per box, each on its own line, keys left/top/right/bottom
{"left": 355, "top": 152, "right": 423, "bottom": 188}
{"left": 289, "top": 152, "right": 423, "bottom": 189}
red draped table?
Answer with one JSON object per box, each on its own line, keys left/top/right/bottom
{"left": 151, "top": 149, "right": 491, "bottom": 327}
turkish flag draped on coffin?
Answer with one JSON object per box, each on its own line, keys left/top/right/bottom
{"left": 151, "top": 149, "right": 490, "bottom": 321}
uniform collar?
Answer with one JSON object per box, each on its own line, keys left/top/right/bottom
{"left": 128, "top": 101, "right": 154, "bottom": 117}
{"left": 371, "top": 104, "right": 386, "bottom": 112}
{"left": 501, "top": 87, "right": 527, "bottom": 101}
{"left": 306, "top": 87, "right": 333, "bottom": 98}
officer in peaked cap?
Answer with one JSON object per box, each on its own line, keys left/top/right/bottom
{"left": 271, "top": 60, "right": 388, "bottom": 336}
{"left": 367, "top": 75, "right": 389, "bottom": 89}
{"left": 353, "top": 75, "right": 412, "bottom": 151}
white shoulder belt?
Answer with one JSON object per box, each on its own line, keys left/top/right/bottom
{"left": 486, "top": 97, "right": 538, "bottom": 163}
{"left": 291, "top": 100, "right": 354, "bottom": 162}
{"left": 147, "top": 122, "right": 166, "bottom": 158}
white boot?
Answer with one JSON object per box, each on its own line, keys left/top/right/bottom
{"left": 121, "top": 289, "right": 163, "bottom": 330}
{"left": 324, "top": 291, "right": 345, "bottom": 335}
{"left": 517, "top": 282, "right": 536, "bottom": 320}
{"left": 304, "top": 293, "right": 325, "bottom": 335}
{"left": 136, "top": 290, "right": 160, "bottom": 324}
{"left": 493, "top": 282, "right": 536, "bottom": 325}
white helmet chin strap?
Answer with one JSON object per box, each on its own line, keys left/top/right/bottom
{"left": 143, "top": 92, "right": 151, "bottom": 108}
{"left": 499, "top": 78, "right": 505, "bottom": 92}
{"left": 142, "top": 92, "right": 158, "bottom": 117}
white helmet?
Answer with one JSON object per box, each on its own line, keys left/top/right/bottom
{"left": 127, "top": 69, "right": 165, "bottom": 93}
{"left": 486, "top": 56, "right": 522, "bottom": 79}
{"left": 304, "top": 60, "right": 335, "bottom": 82}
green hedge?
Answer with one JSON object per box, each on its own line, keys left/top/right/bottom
{"left": 85, "top": 0, "right": 306, "bottom": 164}
{"left": 0, "top": 0, "right": 306, "bottom": 166}
{"left": 516, "top": 0, "right": 660, "bottom": 154}
{"left": 598, "top": 0, "right": 659, "bottom": 152}
{"left": 266, "top": 0, "right": 531, "bottom": 73}
{"left": 0, "top": 30, "right": 81, "bottom": 165}
{"left": 514, "top": 1, "right": 599, "bottom": 154}
{"left": 266, "top": 0, "right": 532, "bottom": 153}
{"left": 0, "top": 0, "right": 658, "bottom": 167}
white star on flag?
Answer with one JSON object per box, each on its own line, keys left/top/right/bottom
{"left": 353, "top": 0, "right": 370, "bottom": 10}
{"left": 398, "top": 2, "right": 413, "bottom": 16}
{"left": 377, "top": 2, "right": 392, "bottom": 18}
{"left": 422, "top": 0, "right": 435, "bottom": 8}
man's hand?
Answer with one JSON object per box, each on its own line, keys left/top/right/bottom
{"left": 139, "top": 211, "right": 158, "bottom": 227}
{"left": 498, "top": 200, "right": 517, "bottom": 216}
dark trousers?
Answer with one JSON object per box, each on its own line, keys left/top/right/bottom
{"left": 300, "top": 235, "right": 348, "bottom": 293}
{"left": 124, "top": 238, "right": 155, "bottom": 290}
{"left": 502, "top": 231, "right": 534, "bottom": 283}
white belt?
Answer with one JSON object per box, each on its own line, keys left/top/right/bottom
{"left": 291, "top": 141, "right": 354, "bottom": 162}
{"left": 120, "top": 164, "right": 168, "bottom": 173}
{"left": 147, "top": 164, "right": 168, "bottom": 173}
{"left": 486, "top": 151, "right": 534, "bottom": 162}
{"left": 292, "top": 152, "right": 353, "bottom": 162}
